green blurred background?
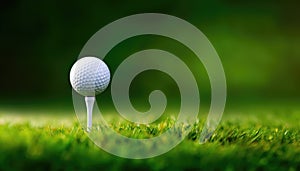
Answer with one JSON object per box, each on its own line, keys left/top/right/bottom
{"left": 0, "top": 0, "right": 299, "bottom": 105}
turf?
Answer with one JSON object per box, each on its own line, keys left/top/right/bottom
{"left": 0, "top": 102, "right": 299, "bottom": 171}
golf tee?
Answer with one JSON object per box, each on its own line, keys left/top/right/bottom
{"left": 85, "top": 96, "right": 95, "bottom": 132}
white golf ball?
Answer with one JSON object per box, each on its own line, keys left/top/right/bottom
{"left": 70, "top": 57, "right": 110, "bottom": 96}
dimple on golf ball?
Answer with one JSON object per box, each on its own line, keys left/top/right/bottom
{"left": 70, "top": 57, "right": 110, "bottom": 96}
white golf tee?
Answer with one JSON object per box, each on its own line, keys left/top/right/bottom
{"left": 85, "top": 96, "right": 95, "bottom": 132}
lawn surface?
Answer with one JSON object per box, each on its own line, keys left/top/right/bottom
{"left": 0, "top": 101, "right": 299, "bottom": 171}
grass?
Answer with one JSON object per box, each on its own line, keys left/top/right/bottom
{"left": 0, "top": 102, "right": 299, "bottom": 171}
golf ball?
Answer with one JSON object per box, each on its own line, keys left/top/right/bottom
{"left": 70, "top": 57, "right": 110, "bottom": 96}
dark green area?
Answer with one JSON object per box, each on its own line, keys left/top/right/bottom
{"left": 1, "top": 0, "right": 299, "bottom": 100}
